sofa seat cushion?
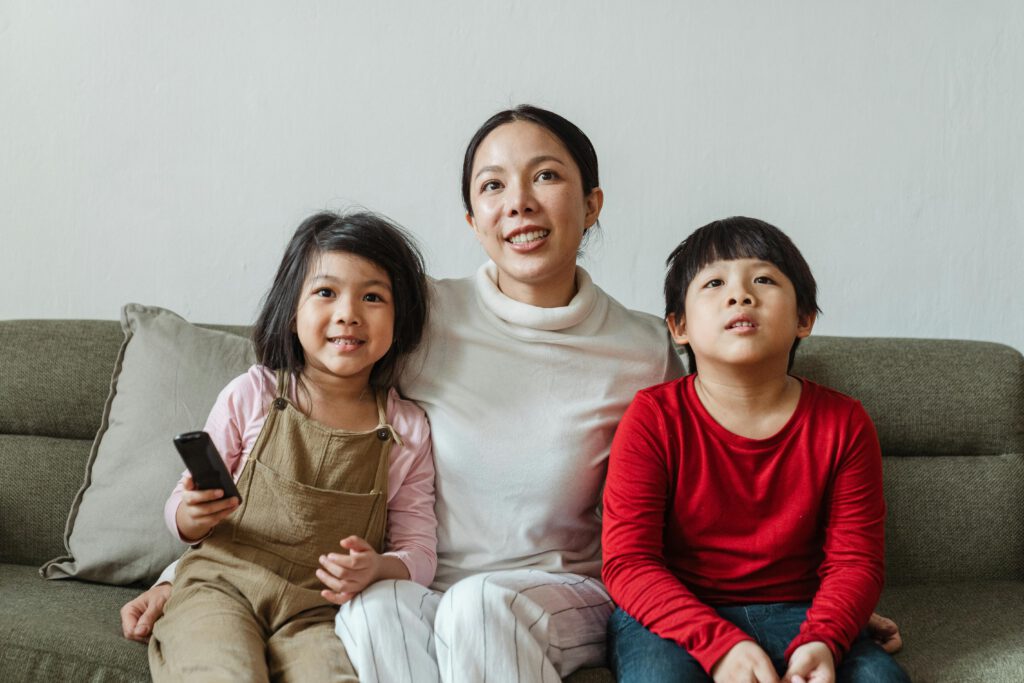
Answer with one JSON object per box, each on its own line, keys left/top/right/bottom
{"left": 0, "top": 563, "right": 148, "bottom": 682}
{"left": 879, "top": 581, "right": 1024, "bottom": 682}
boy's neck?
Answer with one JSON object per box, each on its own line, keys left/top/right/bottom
{"left": 692, "top": 364, "right": 802, "bottom": 440}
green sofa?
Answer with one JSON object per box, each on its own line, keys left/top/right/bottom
{"left": 1, "top": 318, "right": 1022, "bottom": 682}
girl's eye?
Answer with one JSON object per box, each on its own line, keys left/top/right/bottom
{"left": 703, "top": 279, "right": 723, "bottom": 289}
{"left": 481, "top": 180, "right": 502, "bottom": 192}
{"left": 362, "top": 293, "right": 385, "bottom": 303}
{"left": 754, "top": 276, "right": 776, "bottom": 285}
{"left": 315, "top": 287, "right": 334, "bottom": 298}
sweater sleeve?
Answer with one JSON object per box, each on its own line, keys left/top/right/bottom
{"left": 380, "top": 389, "right": 438, "bottom": 587}
{"left": 602, "top": 392, "right": 752, "bottom": 674}
{"left": 163, "top": 370, "right": 263, "bottom": 542}
{"left": 785, "top": 402, "right": 886, "bottom": 663}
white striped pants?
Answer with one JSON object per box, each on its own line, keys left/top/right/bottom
{"left": 335, "top": 569, "right": 613, "bottom": 683}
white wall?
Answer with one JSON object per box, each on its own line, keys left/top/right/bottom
{"left": 3, "top": 1, "right": 1022, "bottom": 352}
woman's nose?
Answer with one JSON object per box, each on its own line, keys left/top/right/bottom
{"left": 506, "top": 181, "right": 536, "bottom": 217}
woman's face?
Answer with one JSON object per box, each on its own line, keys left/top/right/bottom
{"left": 465, "top": 121, "right": 603, "bottom": 307}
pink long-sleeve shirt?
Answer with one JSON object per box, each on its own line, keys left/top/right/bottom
{"left": 165, "top": 365, "right": 437, "bottom": 587}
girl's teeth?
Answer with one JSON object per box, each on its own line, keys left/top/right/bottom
{"left": 508, "top": 230, "right": 549, "bottom": 244}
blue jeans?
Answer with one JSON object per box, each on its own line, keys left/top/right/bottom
{"left": 608, "top": 604, "right": 910, "bottom": 683}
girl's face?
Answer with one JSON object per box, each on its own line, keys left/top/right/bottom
{"left": 465, "top": 121, "right": 603, "bottom": 307}
{"left": 294, "top": 251, "right": 395, "bottom": 389}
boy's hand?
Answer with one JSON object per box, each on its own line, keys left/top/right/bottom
{"left": 120, "top": 583, "right": 171, "bottom": 643}
{"left": 712, "top": 640, "right": 780, "bottom": 683}
{"left": 317, "top": 535, "right": 383, "bottom": 605}
{"left": 782, "top": 641, "right": 834, "bottom": 683}
{"left": 867, "top": 612, "right": 903, "bottom": 653}
{"left": 175, "top": 475, "right": 239, "bottom": 542}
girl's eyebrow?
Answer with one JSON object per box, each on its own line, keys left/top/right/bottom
{"left": 473, "top": 155, "right": 568, "bottom": 180}
{"left": 309, "top": 274, "right": 392, "bottom": 290}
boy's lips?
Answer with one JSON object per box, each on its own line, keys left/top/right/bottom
{"left": 725, "top": 315, "right": 757, "bottom": 331}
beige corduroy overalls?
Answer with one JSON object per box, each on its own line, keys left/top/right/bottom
{"left": 149, "top": 371, "right": 397, "bottom": 682}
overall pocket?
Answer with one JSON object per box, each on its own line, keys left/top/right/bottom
{"left": 233, "top": 460, "right": 381, "bottom": 567}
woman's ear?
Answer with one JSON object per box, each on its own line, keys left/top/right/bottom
{"left": 666, "top": 312, "right": 687, "bottom": 345}
{"left": 584, "top": 187, "right": 604, "bottom": 229}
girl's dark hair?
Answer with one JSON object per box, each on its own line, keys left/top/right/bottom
{"left": 663, "top": 216, "right": 821, "bottom": 373}
{"left": 461, "top": 104, "right": 600, "bottom": 216}
{"left": 253, "top": 211, "right": 429, "bottom": 390}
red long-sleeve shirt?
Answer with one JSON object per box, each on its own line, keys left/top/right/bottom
{"left": 602, "top": 375, "right": 885, "bottom": 673}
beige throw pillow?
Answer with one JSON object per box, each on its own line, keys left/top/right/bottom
{"left": 41, "top": 304, "right": 255, "bottom": 585}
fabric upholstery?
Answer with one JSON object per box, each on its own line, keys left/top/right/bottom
{"left": 40, "top": 304, "right": 255, "bottom": 585}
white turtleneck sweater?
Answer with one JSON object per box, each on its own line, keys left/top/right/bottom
{"left": 401, "top": 262, "right": 683, "bottom": 590}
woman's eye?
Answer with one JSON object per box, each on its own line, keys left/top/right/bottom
{"left": 536, "top": 170, "right": 557, "bottom": 182}
{"left": 481, "top": 180, "right": 502, "bottom": 192}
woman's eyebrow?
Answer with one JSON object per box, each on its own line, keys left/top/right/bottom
{"left": 473, "top": 155, "right": 568, "bottom": 180}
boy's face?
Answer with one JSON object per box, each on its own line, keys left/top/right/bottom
{"left": 666, "top": 258, "right": 815, "bottom": 373}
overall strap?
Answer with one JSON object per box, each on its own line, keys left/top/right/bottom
{"left": 373, "top": 389, "right": 403, "bottom": 446}
{"left": 275, "top": 369, "right": 290, "bottom": 399}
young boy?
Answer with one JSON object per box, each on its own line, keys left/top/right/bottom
{"left": 602, "top": 217, "right": 909, "bottom": 683}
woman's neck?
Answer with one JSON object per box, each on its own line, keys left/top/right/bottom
{"left": 496, "top": 270, "right": 577, "bottom": 308}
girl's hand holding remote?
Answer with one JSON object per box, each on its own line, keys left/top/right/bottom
{"left": 174, "top": 475, "right": 240, "bottom": 542}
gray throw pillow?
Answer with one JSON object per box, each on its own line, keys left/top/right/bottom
{"left": 41, "top": 304, "right": 255, "bottom": 585}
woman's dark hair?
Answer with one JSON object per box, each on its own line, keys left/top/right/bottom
{"left": 461, "top": 104, "right": 600, "bottom": 217}
{"left": 253, "top": 211, "right": 429, "bottom": 390}
{"left": 663, "top": 216, "right": 821, "bottom": 373}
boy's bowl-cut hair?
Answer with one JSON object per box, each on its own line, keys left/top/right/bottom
{"left": 253, "top": 210, "right": 429, "bottom": 391}
{"left": 664, "top": 216, "right": 821, "bottom": 374}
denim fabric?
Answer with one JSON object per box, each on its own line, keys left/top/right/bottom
{"left": 608, "top": 605, "right": 910, "bottom": 683}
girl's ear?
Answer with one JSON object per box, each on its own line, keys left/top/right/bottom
{"left": 796, "top": 311, "right": 817, "bottom": 339}
{"left": 584, "top": 187, "right": 604, "bottom": 229}
{"left": 666, "top": 313, "right": 687, "bottom": 345}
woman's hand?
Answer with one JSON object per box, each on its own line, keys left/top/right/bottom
{"left": 120, "top": 583, "right": 171, "bottom": 642}
{"left": 175, "top": 475, "right": 239, "bottom": 542}
{"left": 317, "top": 535, "right": 410, "bottom": 605}
{"left": 712, "top": 640, "right": 780, "bottom": 683}
{"left": 867, "top": 612, "right": 903, "bottom": 653}
{"left": 782, "top": 641, "right": 835, "bottom": 683}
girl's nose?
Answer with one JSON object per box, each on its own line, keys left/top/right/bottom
{"left": 334, "top": 298, "right": 360, "bottom": 324}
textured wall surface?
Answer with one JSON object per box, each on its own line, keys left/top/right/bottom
{"left": 2, "top": 1, "right": 1021, "bottom": 352}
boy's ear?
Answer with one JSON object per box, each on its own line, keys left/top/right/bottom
{"left": 666, "top": 312, "right": 688, "bottom": 345}
{"left": 796, "top": 312, "right": 816, "bottom": 339}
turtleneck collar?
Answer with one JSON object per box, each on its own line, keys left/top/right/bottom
{"left": 474, "top": 261, "right": 599, "bottom": 332}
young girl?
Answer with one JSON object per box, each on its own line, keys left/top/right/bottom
{"left": 148, "top": 211, "right": 437, "bottom": 682}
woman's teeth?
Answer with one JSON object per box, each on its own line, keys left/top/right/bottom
{"left": 508, "top": 229, "right": 550, "bottom": 244}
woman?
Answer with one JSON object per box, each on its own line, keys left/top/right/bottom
{"left": 122, "top": 105, "right": 900, "bottom": 680}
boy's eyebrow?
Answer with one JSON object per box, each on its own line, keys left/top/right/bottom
{"left": 309, "top": 274, "right": 392, "bottom": 290}
{"left": 473, "top": 155, "right": 568, "bottom": 180}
